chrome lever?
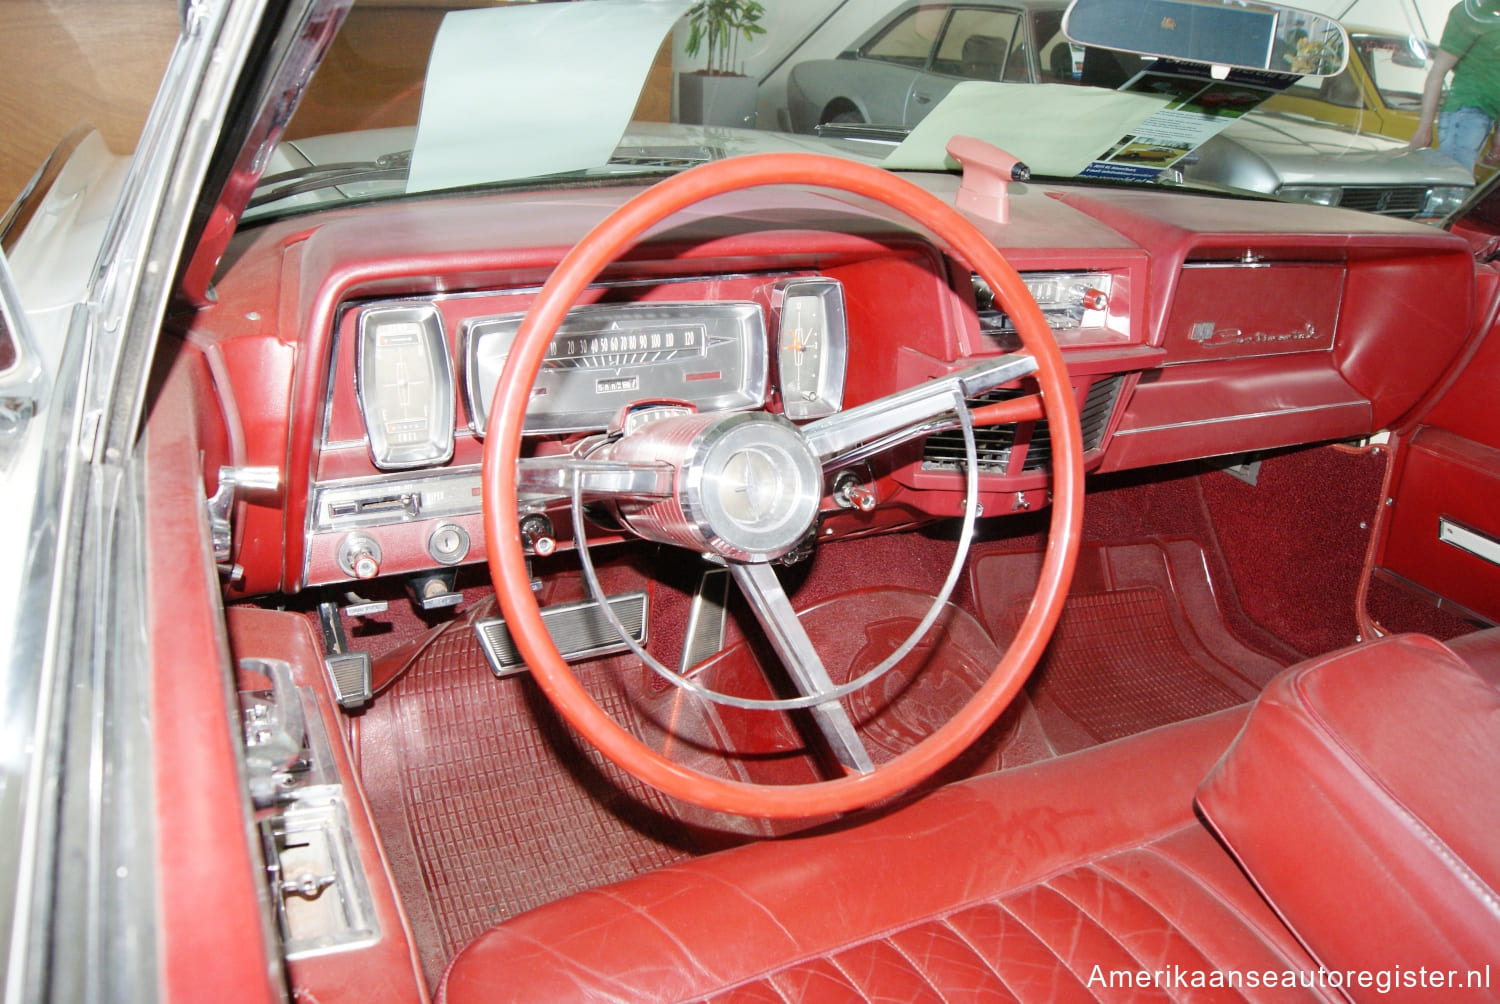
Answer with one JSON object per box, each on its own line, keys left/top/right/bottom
{"left": 803, "top": 353, "right": 1036, "bottom": 468}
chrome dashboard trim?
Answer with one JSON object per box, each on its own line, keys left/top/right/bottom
{"left": 311, "top": 466, "right": 483, "bottom": 532}
{"left": 353, "top": 301, "right": 456, "bottom": 470}
{"left": 1110, "top": 401, "right": 1367, "bottom": 436}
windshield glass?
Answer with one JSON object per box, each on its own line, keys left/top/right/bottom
{"left": 1355, "top": 32, "right": 1431, "bottom": 109}
{"left": 247, "top": 0, "right": 1476, "bottom": 226}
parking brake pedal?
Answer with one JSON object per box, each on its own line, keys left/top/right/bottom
{"left": 473, "top": 591, "right": 649, "bottom": 678}
{"left": 317, "top": 601, "right": 373, "bottom": 710}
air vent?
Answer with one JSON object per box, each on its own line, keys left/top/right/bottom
{"left": 921, "top": 386, "right": 1028, "bottom": 473}
{"left": 608, "top": 145, "right": 721, "bottom": 168}
{"left": 1022, "top": 374, "right": 1125, "bottom": 473}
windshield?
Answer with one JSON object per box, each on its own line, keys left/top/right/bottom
{"left": 1354, "top": 33, "right": 1431, "bottom": 110}
{"left": 246, "top": 0, "right": 1475, "bottom": 226}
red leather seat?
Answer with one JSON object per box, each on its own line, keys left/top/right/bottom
{"left": 440, "top": 632, "right": 1500, "bottom": 1003}
{"left": 1447, "top": 625, "right": 1500, "bottom": 688}
{"left": 1198, "top": 630, "right": 1500, "bottom": 1000}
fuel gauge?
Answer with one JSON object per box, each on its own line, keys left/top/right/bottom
{"left": 356, "top": 303, "right": 456, "bottom": 470}
{"left": 773, "top": 278, "right": 847, "bottom": 420}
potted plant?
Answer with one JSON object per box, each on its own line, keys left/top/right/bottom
{"left": 678, "top": 0, "right": 766, "bottom": 128}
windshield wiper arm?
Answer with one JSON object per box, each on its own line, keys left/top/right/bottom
{"left": 248, "top": 150, "right": 411, "bottom": 209}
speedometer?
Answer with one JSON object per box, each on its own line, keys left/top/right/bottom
{"left": 463, "top": 302, "right": 767, "bottom": 434}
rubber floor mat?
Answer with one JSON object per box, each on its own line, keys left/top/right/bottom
{"left": 355, "top": 599, "right": 699, "bottom": 986}
{"left": 973, "top": 540, "right": 1281, "bottom": 753}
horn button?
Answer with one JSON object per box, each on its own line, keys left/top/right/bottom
{"left": 606, "top": 412, "right": 824, "bottom": 562}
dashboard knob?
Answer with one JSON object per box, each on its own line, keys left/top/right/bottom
{"left": 338, "top": 533, "right": 382, "bottom": 580}
{"left": 832, "top": 471, "right": 877, "bottom": 512}
{"left": 520, "top": 513, "right": 557, "bottom": 557}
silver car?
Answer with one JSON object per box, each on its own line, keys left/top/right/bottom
{"left": 786, "top": 0, "right": 1472, "bottom": 219}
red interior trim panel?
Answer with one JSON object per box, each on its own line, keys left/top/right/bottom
{"left": 189, "top": 181, "right": 1476, "bottom": 596}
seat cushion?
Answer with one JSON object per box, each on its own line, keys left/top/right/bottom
{"left": 1197, "top": 634, "right": 1500, "bottom": 1000}
{"left": 1446, "top": 625, "right": 1500, "bottom": 688}
{"left": 441, "top": 708, "right": 1333, "bottom": 1003}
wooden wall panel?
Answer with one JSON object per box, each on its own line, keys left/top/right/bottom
{"left": 0, "top": 1, "right": 178, "bottom": 211}
{"left": 2, "top": 2, "right": 676, "bottom": 219}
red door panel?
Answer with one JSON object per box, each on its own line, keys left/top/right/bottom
{"left": 1379, "top": 263, "right": 1500, "bottom": 625}
{"left": 1383, "top": 428, "right": 1500, "bottom": 623}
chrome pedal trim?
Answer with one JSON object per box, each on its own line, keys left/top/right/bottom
{"left": 474, "top": 591, "right": 649, "bottom": 678}
{"left": 317, "top": 601, "right": 372, "bottom": 710}
{"left": 323, "top": 653, "right": 372, "bottom": 710}
{"left": 680, "top": 567, "right": 730, "bottom": 672}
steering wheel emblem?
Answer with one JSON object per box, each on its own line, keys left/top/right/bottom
{"left": 721, "top": 448, "right": 779, "bottom": 524}
{"left": 689, "top": 415, "right": 822, "bottom": 561}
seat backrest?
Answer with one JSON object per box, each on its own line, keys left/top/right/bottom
{"left": 1197, "top": 633, "right": 1500, "bottom": 1001}
{"left": 960, "top": 33, "right": 1005, "bottom": 80}
{"left": 1046, "top": 42, "right": 1073, "bottom": 81}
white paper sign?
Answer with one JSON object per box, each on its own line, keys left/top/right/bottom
{"left": 408, "top": 0, "right": 691, "bottom": 193}
{"left": 883, "top": 82, "right": 1171, "bottom": 178}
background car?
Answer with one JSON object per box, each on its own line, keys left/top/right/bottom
{"left": 786, "top": 0, "right": 1079, "bottom": 131}
{"left": 786, "top": 0, "right": 1473, "bottom": 219}
{"left": 1263, "top": 29, "right": 1434, "bottom": 139}
{"left": 1262, "top": 27, "right": 1499, "bottom": 185}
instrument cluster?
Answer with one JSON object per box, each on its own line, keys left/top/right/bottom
{"left": 307, "top": 274, "right": 850, "bottom": 587}
{"left": 343, "top": 275, "right": 851, "bottom": 472}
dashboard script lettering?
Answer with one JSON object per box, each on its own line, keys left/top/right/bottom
{"left": 1189, "top": 321, "right": 1320, "bottom": 348}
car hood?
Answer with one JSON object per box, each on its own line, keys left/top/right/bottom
{"left": 1194, "top": 110, "right": 1473, "bottom": 188}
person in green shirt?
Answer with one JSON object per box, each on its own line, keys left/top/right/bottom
{"left": 1411, "top": 0, "right": 1500, "bottom": 172}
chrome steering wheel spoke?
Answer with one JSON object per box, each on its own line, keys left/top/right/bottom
{"left": 729, "top": 562, "right": 876, "bottom": 775}
{"left": 804, "top": 353, "right": 1036, "bottom": 470}
{"left": 516, "top": 455, "right": 675, "bottom": 503}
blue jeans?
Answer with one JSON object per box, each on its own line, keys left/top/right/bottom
{"left": 1438, "top": 104, "right": 1493, "bottom": 173}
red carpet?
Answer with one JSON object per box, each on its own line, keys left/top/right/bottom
{"left": 973, "top": 540, "right": 1279, "bottom": 752}
{"left": 355, "top": 601, "right": 700, "bottom": 987}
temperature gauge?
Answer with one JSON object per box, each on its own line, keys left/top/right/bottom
{"left": 356, "top": 303, "right": 456, "bottom": 470}
{"left": 773, "top": 278, "right": 847, "bottom": 420}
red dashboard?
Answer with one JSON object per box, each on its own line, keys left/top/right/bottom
{"left": 179, "top": 177, "right": 1476, "bottom": 599}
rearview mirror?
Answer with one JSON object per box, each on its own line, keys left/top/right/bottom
{"left": 1063, "top": 0, "right": 1349, "bottom": 77}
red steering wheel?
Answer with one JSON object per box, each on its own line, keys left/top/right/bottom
{"left": 482, "top": 153, "right": 1082, "bottom": 818}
